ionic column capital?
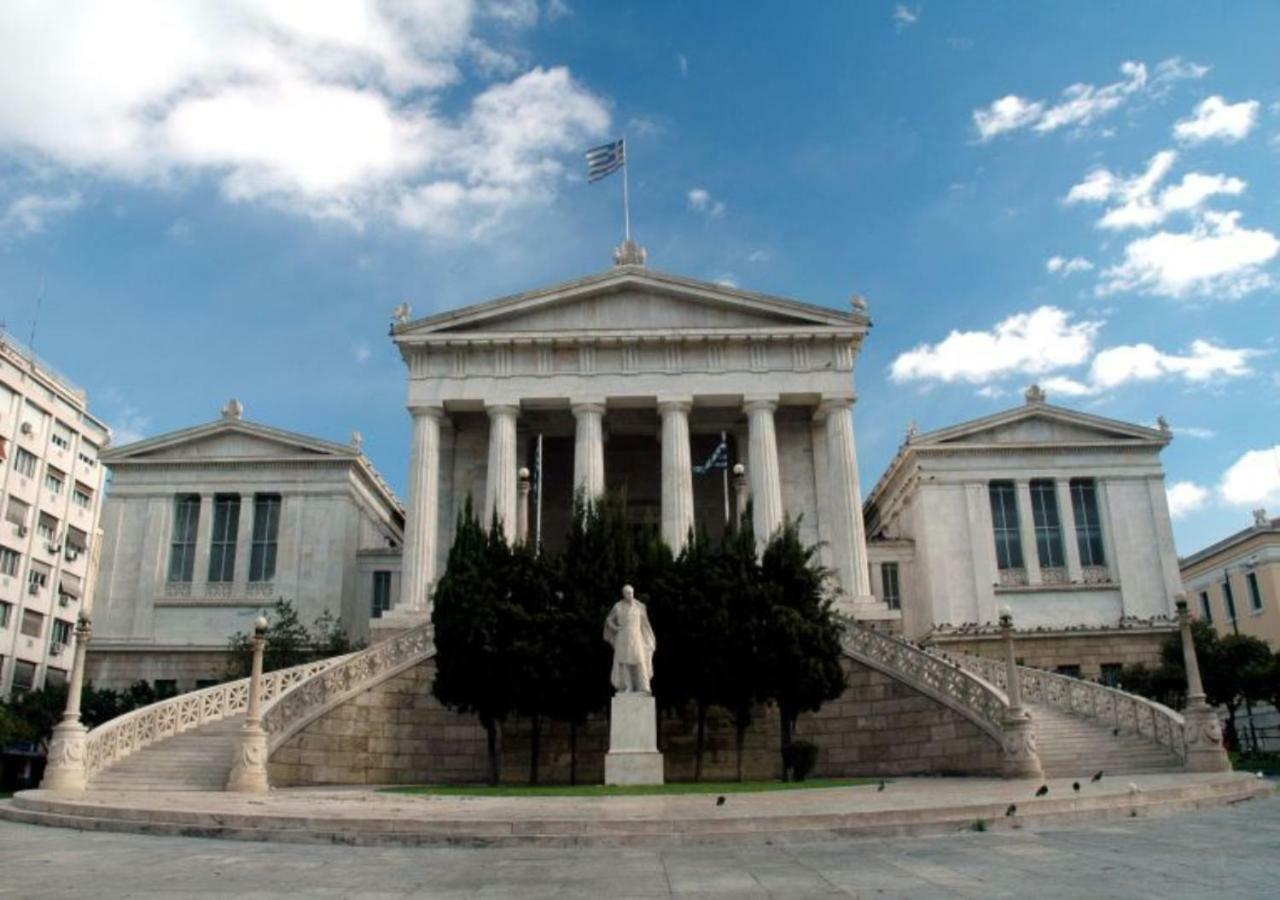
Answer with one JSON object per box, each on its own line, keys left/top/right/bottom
{"left": 656, "top": 396, "right": 693, "bottom": 415}
{"left": 743, "top": 395, "right": 778, "bottom": 414}
{"left": 408, "top": 404, "right": 447, "bottom": 421}
{"left": 570, "top": 398, "right": 607, "bottom": 416}
{"left": 485, "top": 403, "right": 521, "bottom": 419}
{"left": 815, "top": 395, "right": 856, "bottom": 418}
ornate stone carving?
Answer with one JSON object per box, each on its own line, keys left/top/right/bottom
{"left": 221, "top": 398, "right": 244, "bottom": 420}
{"left": 612, "top": 239, "right": 647, "bottom": 267}
{"left": 1024, "top": 384, "right": 1046, "bottom": 405}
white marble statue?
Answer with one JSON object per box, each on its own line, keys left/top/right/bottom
{"left": 603, "top": 585, "right": 656, "bottom": 694}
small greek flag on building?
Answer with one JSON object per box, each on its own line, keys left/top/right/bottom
{"left": 693, "top": 438, "right": 729, "bottom": 475}
{"left": 586, "top": 139, "right": 626, "bottom": 182}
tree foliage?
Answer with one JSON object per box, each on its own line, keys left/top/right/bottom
{"left": 225, "top": 598, "right": 357, "bottom": 678}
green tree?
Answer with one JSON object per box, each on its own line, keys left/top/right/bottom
{"left": 505, "top": 542, "right": 562, "bottom": 784}
{"left": 431, "top": 498, "right": 518, "bottom": 784}
{"left": 225, "top": 599, "right": 357, "bottom": 677}
{"left": 759, "top": 518, "right": 846, "bottom": 780}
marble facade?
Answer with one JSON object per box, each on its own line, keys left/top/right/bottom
{"left": 389, "top": 243, "right": 893, "bottom": 623}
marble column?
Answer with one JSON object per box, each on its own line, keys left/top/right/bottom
{"left": 190, "top": 493, "right": 213, "bottom": 592}
{"left": 745, "top": 397, "right": 783, "bottom": 544}
{"left": 817, "top": 398, "right": 872, "bottom": 599}
{"left": 572, "top": 400, "right": 606, "bottom": 502}
{"left": 1055, "top": 479, "right": 1084, "bottom": 583}
{"left": 484, "top": 404, "right": 519, "bottom": 538}
{"left": 398, "top": 406, "right": 444, "bottom": 611}
{"left": 658, "top": 399, "right": 695, "bottom": 551}
{"left": 1014, "top": 480, "right": 1042, "bottom": 585}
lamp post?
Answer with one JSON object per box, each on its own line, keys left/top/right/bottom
{"left": 1176, "top": 595, "right": 1232, "bottom": 772}
{"left": 226, "top": 614, "right": 271, "bottom": 792}
{"left": 516, "top": 466, "right": 531, "bottom": 546}
{"left": 732, "top": 463, "right": 749, "bottom": 527}
{"left": 40, "top": 612, "right": 93, "bottom": 792}
{"left": 998, "top": 605, "right": 1042, "bottom": 779}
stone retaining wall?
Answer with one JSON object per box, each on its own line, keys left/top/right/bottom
{"left": 268, "top": 656, "right": 1003, "bottom": 786}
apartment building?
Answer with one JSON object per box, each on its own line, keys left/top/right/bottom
{"left": 0, "top": 334, "right": 109, "bottom": 697}
{"left": 1181, "top": 508, "right": 1280, "bottom": 647}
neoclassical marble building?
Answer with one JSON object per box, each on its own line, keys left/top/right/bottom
{"left": 386, "top": 242, "right": 894, "bottom": 626}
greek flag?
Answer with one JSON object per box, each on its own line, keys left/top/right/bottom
{"left": 585, "top": 139, "right": 625, "bottom": 182}
{"left": 693, "top": 438, "right": 729, "bottom": 475}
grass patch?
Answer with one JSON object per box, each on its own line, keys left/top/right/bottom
{"left": 1231, "top": 752, "right": 1280, "bottom": 776}
{"left": 382, "top": 778, "right": 882, "bottom": 798}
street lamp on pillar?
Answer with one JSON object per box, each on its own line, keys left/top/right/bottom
{"left": 997, "top": 604, "right": 1042, "bottom": 779}
{"left": 40, "top": 611, "right": 93, "bottom": 792}
{"left": 227, "top": 614, "right": 271, "bottom": 792}
{"left": 1175, "top": 594, "right": 1232, "bottom": 772}
{"left": 516, "top": 467, "right": 531, "bottom": 546}
{"left": 732, "top": 463, "right": 749, "bottom": 527}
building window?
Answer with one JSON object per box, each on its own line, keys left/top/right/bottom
{"left": 50, "top": 618, "right": 72, "bottom": 646}
{"left": 1054, "top": 664, "right": 1082, "bottom": 678}
{"left": 1246, "top": 572, "right": 1263, "bottom": 613}
{"left": 51, "top": 423, "right": 72, "bottom": 450}
{"left": 14, "top": 447, "right": 37, "bottom": 477}
{"left": 44, "top": 466, "right": 65, "bottom": 495}
{"left": 167, "top": 494, "right": 201, "bottom": 583}
{"left": 77, "top": 450, "right": 97, "bottom": 468}
{"left": 45, "top": 667, "right": 68, "bottom": 687}
{"left": 1029, "top": 479, "right": 1065, "bottom": 568}
{"left": 1222, "top": 578, "right": 1237, "bottom": 622}
{"left": 249, "top": 494, "right": 281, "bottom": 583}
{"left": 880, "top": 562, "right": 901, "bottom": 611}
{"left": 207, "top": 495, "right": 240, "bottom": 583}
{"left": 72, "top": 482, "right": 93, "bottom": 509}
{"left": 1069, "top": 478, "right": 1107, "bottom": 567}
{"left": 20, "top": 608, "right": 44, "bottom": 638}
{"left": 372, "top": 570, "right": 392, "bottom": 618}
{"left": 6, "top": 496, "right": 30, "bottom": 529}
{"left": 27, "top": 561, "right": 49, "bottom": 592}
{"left": 1100, "top": 663, "right": 1123, "bottom": 687}
{"left": 988, "top": 481, "right": 1024, "bottom": 570}
{"left": 37, "top": 512, "right": 59, "bottom": 542}
{"left": 12, "top": 659, "right": 37, "bottom": 692}
{"left": 0, "top": 545, "right": 17, "bottom": 577}
{"left": 0, "top": 601, "right": 11, "bottom": 628}
{"left": 65, "top": 526, "right": 88, "bottom": 556}
{"left": 1199, "top": 590, "right": 1213, "bottom": 624}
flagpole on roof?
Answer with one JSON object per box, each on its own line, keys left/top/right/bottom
{"left": 622, "top": 137, "right": 631, "bottom": 241}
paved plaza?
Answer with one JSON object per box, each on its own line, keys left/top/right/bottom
{"left": 1, "top": 792, "right": 1276, "bottom": 898}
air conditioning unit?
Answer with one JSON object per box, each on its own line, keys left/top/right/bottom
{"left": 27, "top": 582, "right": 40, "bottom": 595}
{"left": 17, "top": 524, "right": 28, "bottom": 537}
{"left": 49, "top": 643, "right": 65, "bottom": 657}
{"left": 58, "top": 595, "right": 70, "bottom": 608}
{"left": 65, "top": 549, "right": 79, "bottom": 562}
{"left": 46, "top": 542, "right": 62, "bottom": 555}
{"left": 20, "top": 422, "right": 33, "bottom": 435}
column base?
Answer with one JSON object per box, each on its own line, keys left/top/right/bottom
{"left": 1182, "top": 703, "right": 1232, "bottom": 772}
{"left": 1001, "top": 709, "right": 1044, "bottom": 780}
{"left": 605, "top": 693, "right": 664, "bottom": 786}
{"left": 834, "top": 595, "right": 901, "bottom": 623}
{"left": 370, "top": 609, "right": 431, "bottom": 645}
{"left": 225, "top": 724, "right": 270, "bottom": 793}
{"left": 40, "top": 722, "right": 88, "bottom": 793}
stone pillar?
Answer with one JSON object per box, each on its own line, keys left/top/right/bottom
{"left": 398, "top": 406, "right": 443, "bottom": 612}
{"left": 998, "top": 606, "right": 1043, "bottom": 780}
{"left": 571, "top": 400, "right": 606, "bottom": 502}
{"left": 516, "top": 467, "right": 531, "bottom": 545}
{"left": 658, "top": 399, "right": 695, "bottom": 552}
{"left": 1055, "top": 479, "right": 1084, "bottom": 583}
{"left": 233, "top": 491, "right": 253, "bottom": 588}
{"left": 817, "top": 398, "right": 872, "bottom": 599}
{"left": 191, "top": 493, "right": 213, "bottom": 592}
{"left": 484, "top": 404, "right": 519, "bottom": 538}
{"left": 1176, "top": 595, "right": 1232, "bottom": 772}
{"left": 40, "top": 613, "right": 92, "bottom": 792}
{"left": 732, "top": 463, "right": 749, "bottom": 526}
{"left": 744, "top": 397, "right": 783, "bottom": 544}
{"left": 227, "top": 615, "right": 270, "bottom": 793}
{"left": 1014, "top": 480, "right": 1042, "bottom": 585}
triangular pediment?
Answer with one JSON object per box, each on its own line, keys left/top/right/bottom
{"left": 917, "top": 404, "right": 1168, "bottom": 448}
{"left": 394, "top": 267, "right": 865, "bottom": 339}
{"left": 103, "top": 420, "right": 356, "bottom": 463}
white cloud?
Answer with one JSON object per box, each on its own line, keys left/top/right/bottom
{"left": 108, "top": 406, "right": 150, "bottom": 446}
{"left": 1172, "top": 425, "right": 1215, "bottom": 440}
{"left": 973, "top": 95, "right": 1045, "bottom": 141}
{"left": 1046, "top": 255, "right": 1094, "bottom": 276}
{"left": 892, "top": 5, "right": 919, "bottom": 29}
{"left": 1152, "top": 57, "right": 1211, "bottom": 86}
{"left": 0, "top": 2, "right": 610, "bottom": 239}
{"left": 747, "top": 249, "right": 769, "bottom": 263}
{"left": 687, "top": 187, "right": 724, "bottom": 217}
{"left": 1035, "top": 60, "right": 1147, "bottom": 133}
{"left": 1088, "top": 339, "right": 1256, "bottom": 389}
{"left": 1220, "top": 445, "right": 1280, "bottom": 506}
{"left": 1098, "top": 211, "right": 1279, "bottom": 299}
{"left": 1173, "top": 95, "right": 1259, "bottom": 144}
{"left": 715, "top": 273, "right": 738, "bottom": 288}
{"left": 546, "top": 0, "right": 573, "bottom": 22}
{"left": 0, "top": 190, "right": 81, "bottom": 236}
{"left": 677, "top": 54, "right": 688, "bottom": 78}
{"left": 1167, "top": 481, "right": 1210, "bottom": 518}
{"left": 890, "top": 306, "right": 1100, "bottom": 384}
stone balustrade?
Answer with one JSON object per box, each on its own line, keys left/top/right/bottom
{"left": 946, "top": 650, "right": 1186, "bottom": 763}
{"left": 84, "top": 654, "right": 353, "bottom": 781}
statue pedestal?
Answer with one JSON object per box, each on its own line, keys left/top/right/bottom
{"left": 604, "top": 693, "right": 664, "bottom": 786}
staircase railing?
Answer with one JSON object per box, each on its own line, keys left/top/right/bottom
{"left": 946, "top": 651, "right": 1187, "bottom": 763}
{"left": 842, "top": 625, "right": 1010, "bottom": 744}
{"left": 262, "top": 623, "right": 436, "bottom": 753}
{"left": 83, "top": 654, "right": 353, "bottom": 780}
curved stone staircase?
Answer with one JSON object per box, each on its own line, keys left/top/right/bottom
{"left": 66, "top": 623, "right": 1195, "bottom": 793}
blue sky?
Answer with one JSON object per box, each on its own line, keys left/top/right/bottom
{"left": 1, "top": 1, "right": 1277, "bottom": 554}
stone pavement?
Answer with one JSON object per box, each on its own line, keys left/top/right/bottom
{"left": 1, "top": 792, "right": 1277, "bottom": 897}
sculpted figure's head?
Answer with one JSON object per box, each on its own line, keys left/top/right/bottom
{"left": 622, "top": 584, "right": 635, "bottom": 601}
